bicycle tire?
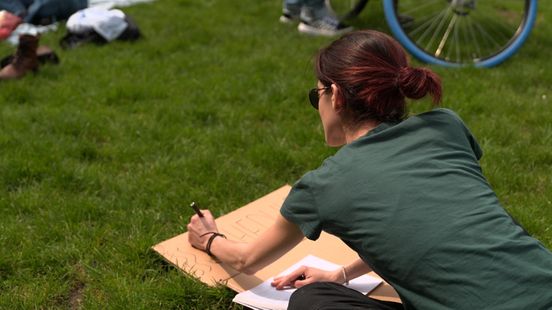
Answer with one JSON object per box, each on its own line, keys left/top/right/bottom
{"left": 383, "top": 0, "right": 538, "bottom": 67}
{"left": 326, "top": 0, "right": 370, "bottom": 20}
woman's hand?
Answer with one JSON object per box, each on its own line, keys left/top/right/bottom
{"left": 271, "top": 266, "right": 342, "bottom": 290}
{"left": 187, "top": 210, "right": 219, "bottom": 251}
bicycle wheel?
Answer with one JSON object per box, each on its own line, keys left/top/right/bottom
{"left": 383, "top": 0, "right": 538, "bottom": 67}
{"left": 326, "top": 0, "right": 370, "bottom": 20}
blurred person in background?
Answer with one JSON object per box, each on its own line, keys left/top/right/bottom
{"left": 279, "top": 0, "right": 352, "bottom": 36}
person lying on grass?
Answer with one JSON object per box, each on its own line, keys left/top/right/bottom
{"left": 187, "top": 30, "right": 552, "bottom": 310}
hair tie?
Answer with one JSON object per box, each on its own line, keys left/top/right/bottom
{"left": 395, "top": 67, "right": 412, "bottom": 96}
{"left": 396, "top": 66, "right": 412, "bottom": 83}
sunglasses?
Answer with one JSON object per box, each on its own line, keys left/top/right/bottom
{"left": 308, "top": 86, "right": 331, "bottom": 110}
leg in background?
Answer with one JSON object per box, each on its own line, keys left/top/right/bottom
{"left": 289, "top": 282, "right": 404, "bottom": 310}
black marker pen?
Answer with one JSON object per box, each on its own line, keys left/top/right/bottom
{"left": 190, "top": 202, "right": 204, "bottom": 217}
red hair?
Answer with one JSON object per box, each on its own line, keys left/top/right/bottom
{"left": 315, "top": 30, "right": 442, "bottom": 124}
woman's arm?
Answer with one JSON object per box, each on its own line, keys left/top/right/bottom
{"left": 343, "top": 258, "right": 373, "bottom": 281}
{"left": 271, "top": 258, "right": 373, "bottom": 289}
{"left": 187, "top": 209, "right": 304, "bottom": 275}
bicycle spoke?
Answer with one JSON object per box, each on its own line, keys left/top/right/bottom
{"left": 436, "top": 13, "right": 458, "bottom": 58}
{"left": 453, "top": 15, "right": 461, "bottom": 63}
{"left": 466, "top": 18, "right": 479, "bottom": 63}
{"left": 409, "top": 11, "right": 444, "bottom": 38}
{"left": 478, "top": 19, "right": 513, "bottom": 51}
{"left": 471, "top": 8, "right": 519, "bottom": 44}
{"left": 466, "top": 16, "right": 482, "bottom": 60}
{"left": 471, "top": 18, "right": 503, "bottom": 52}
{"left": 444, "top": 15, "right": 456, "bottom": 62}
{"left": 426, "top": 8, "right": 454, "bottom": 57}
{"left": 411, "top": 9, "right": 450, "bottom": 49}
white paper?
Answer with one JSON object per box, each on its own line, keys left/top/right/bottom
{"left": 233, "top": 255, "right": 382, "bottom": 310}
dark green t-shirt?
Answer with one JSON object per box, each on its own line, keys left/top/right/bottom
{"left": 281, "top": 109, "right": 552, "bottom": 310}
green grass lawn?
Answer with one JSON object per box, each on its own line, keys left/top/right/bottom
{"left": 1, "top": 0, "right": 551, "bottom": 308}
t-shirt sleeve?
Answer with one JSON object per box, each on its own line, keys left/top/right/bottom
{"left": 466, "top": 129, "right": 483, "bottom": 160}
{"left": 280, "top": 173, "right": 322, "bottom": 240}
{"left": 441, "top": 108, "right": 483, "bottom": 160}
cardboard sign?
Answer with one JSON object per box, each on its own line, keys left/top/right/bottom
{"left": 152, "top": 185, "right": 400, "bottom": 303}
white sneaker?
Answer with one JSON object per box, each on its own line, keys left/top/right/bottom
{"left": 298, "top": 16, "right": 353, "bottom": 36}
{"left": 279, "top": 12, "right": 300, "bottom": 24}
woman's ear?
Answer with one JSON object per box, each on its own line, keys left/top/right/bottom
{"left": 330, "top": 84, "right": 344, "bottom": 112}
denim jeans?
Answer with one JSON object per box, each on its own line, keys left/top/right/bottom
{"left": 283, "top": 0, "right": 327, "bottom": 20}
{"left": 0, "top": 0, "right": 34, "bottom": 17}
{"left": 0, "top": 0, "right": 87, "bottom": 24}
{"left": 25, "top": 0, "right": 88, "bottom": 24}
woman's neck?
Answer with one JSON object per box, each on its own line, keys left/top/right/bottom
{"left": 344, "top": 120, "right": 380, "bottom": 144}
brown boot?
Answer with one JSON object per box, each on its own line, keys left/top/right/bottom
{"left": 1, "top": 45, "right": 60, "bottom": 68}
{"left": 0, "top": 34, "right": 39, "bottom": 80}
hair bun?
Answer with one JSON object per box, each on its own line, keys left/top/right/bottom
{"left": 397, "top": 66, "right": 442, "bottom": 103}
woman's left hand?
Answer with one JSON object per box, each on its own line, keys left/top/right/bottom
{"left": 271, "top": 266, "right": 342, "bottom": 290}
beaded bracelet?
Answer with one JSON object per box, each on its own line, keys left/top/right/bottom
{"left": 341, "top": 266, "right": 349, "bottom": 285}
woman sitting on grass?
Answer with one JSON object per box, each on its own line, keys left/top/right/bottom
{"left": 187, "top": 30, "right": 552, "bottom": 310}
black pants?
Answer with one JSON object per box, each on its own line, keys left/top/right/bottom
{"left": 288, "top": 282, "right": 404, "bottom": 310}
